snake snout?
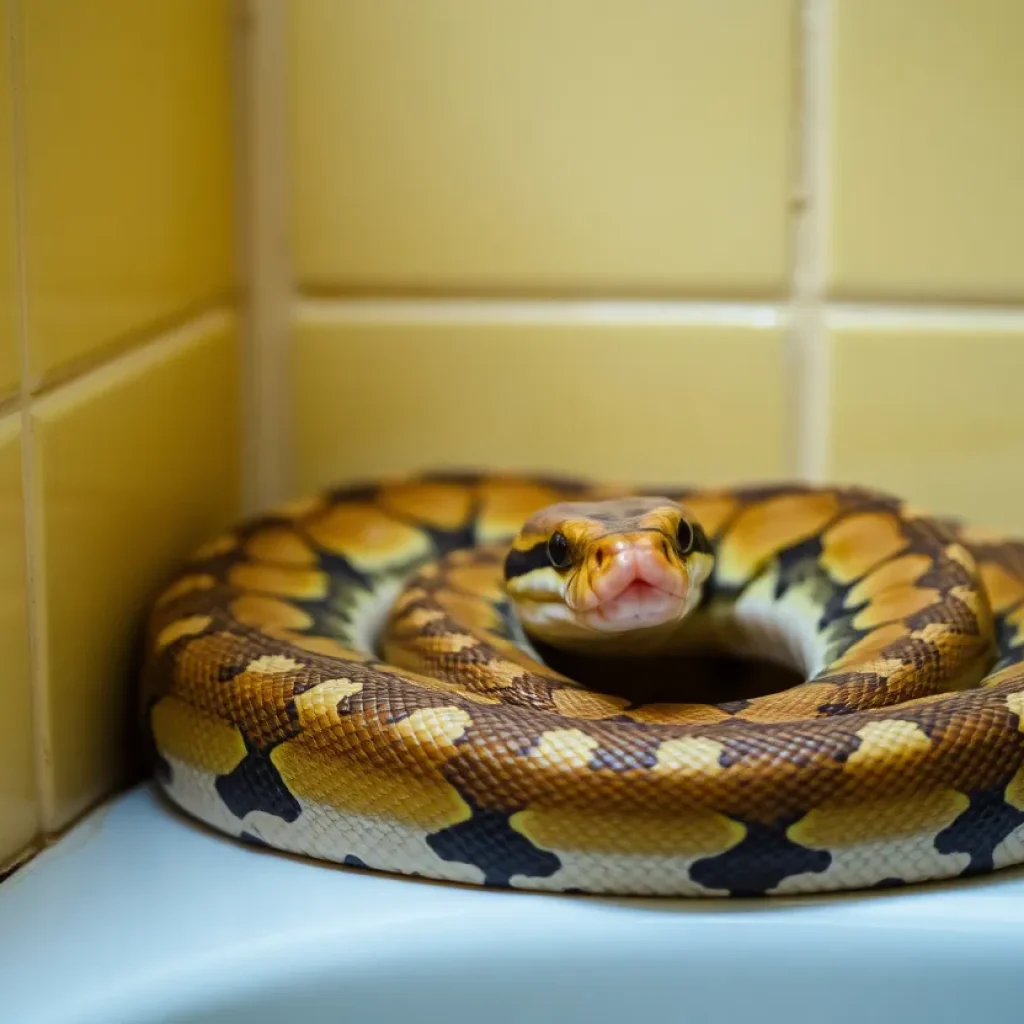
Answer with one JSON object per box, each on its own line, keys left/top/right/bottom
{"left": 588, "top": 537, "right": 686, "bottom": 608}
{"left": 572, "top": 532, "right": 691, "bottom": 632}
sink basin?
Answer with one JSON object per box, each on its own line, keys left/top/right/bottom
{"left": 0, "top": 783, "right": 1019, "bottom": 1023}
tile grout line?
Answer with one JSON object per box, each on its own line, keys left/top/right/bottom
{"left": 28, "top": 293, "right": 235, "bottom": 400}
{"left": 30, "top": 307, "right": 236, "bottom": 410}
{"left": 292, "top": 294, "right": 1024, "bottom": 324}
{"left": 824, "top": 303, "right": 1024, "bottom": 328}
{"left": 239, "top": 0, "right": 293, "bottom": 513}
{"left": 8, "top": 0, "right": 54, "bottom": 836}
{"left": 781, "top": 0, "right": 807, "bottom": 480}
{"left": 791, "top": 0, "right": 831, "bottom": 484}
{"left": 231, "top": 0, "right": 256, "bottom": 512}
{"left": 293, "top": 296, "right": 788, "bottom": 326}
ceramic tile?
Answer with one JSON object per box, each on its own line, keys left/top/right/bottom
{"left": 33, "top": 314, "right": 240, "bottom": 828}
{"left": 19, "top": 0, "right": 235, "bottom": 381}
{"left": 291, "top": 315, "right": 789, "bottom": 496}
{"left": 827, "top": 0, "right": 1024, "bottom": 300}
{"left": 0, "top": 0, "right": 18, "bottom": 399}
{"left": 291, "top": 0, "right": 795, "bottom": 297}
{"left": 827, "top": 323, "right": 1024, "bottom": 532}
{"left": 0, "top": 414, "right": 35, "bottom": 866}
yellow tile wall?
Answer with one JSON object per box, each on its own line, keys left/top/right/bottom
{"left": 293, "top": 315, "right": 789, "bottom": 494}
{"left": 0, "top": 0, "right": 15, "bottom": 400}
{"left": 0, "top": 0, "right": 240, "bottom": 871}
{"left": 5, "top": 0, "right": 1024, "bottom": 877}
{"left": 289, "top": 0, "right": 796, "bottom": 297}
{"left": 827, "top": 0, "right": 1024, "bottom": 301}
{"left": 0, "top": 413, "right": 33, "bottom": 865}
{"left": 34, "top": 317, "right": 239, "bottom": 828}
{"left": 20, "top": 0, "right": 235, "bottom": 382}
{"left": 827, "top": 320, "right": 1024, "bottom": 533}
{"left": 282, "top": 0, "right": 1024, "bottom": 550}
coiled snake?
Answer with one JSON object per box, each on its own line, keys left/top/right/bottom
{"left": 140, "top": 472, "right": 1024, "bottom": 897}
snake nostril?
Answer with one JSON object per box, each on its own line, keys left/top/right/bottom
{"left": 595, "top": 547, "right": 605, "bottom": 568}
{"left": 660, "top": 539, "right": 669, "bottom": 558}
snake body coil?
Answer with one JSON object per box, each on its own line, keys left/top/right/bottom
{"left": 141, "top": 472, "right": 1024, "bottom": 897}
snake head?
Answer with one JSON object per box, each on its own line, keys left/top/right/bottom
{"left": 503, "top": 496, "right": 714, "bottom": 650}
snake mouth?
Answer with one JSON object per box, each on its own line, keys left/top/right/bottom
{"left": 581, "top": 568, "right": 689, "bottom": 632}
{"left": 586, "top": 585, "right": 686, "bottom": 630}
{"left": 620, "top": 579, "right": 662, "bottom": 601}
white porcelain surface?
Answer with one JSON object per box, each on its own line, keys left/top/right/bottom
{"left": 0, "top": 784, "right": 1019, "bottom": 1023}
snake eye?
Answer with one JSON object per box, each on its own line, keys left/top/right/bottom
{"left": 676, "top": 519, "right": 694, "bottom": 554}
{"left": 547, "top": 531, "right": 572, "bottom": 569}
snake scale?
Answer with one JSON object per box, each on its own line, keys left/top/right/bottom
{"left": 140, "top": 471, "right": 1024, "bottom": 897}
